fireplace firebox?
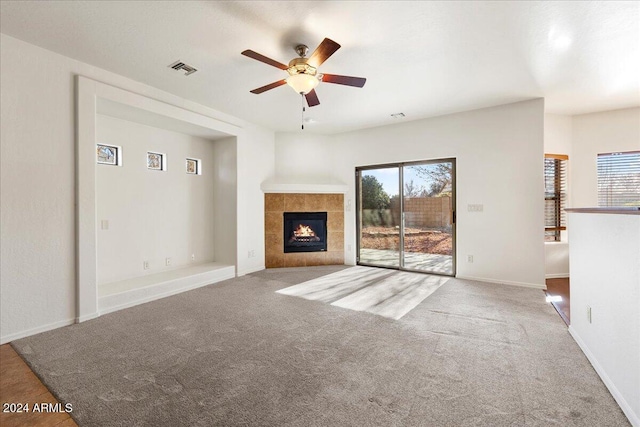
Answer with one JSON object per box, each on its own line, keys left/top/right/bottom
{"left": 283, "top": 212, "right": 327, "bottom": 253}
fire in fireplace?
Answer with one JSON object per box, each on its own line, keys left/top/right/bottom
{"left": 283, "top": 212, "right": 327, "bottom": 253}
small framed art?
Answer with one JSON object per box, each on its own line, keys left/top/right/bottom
{"left": 147, "top": 152, "right": 165, "bottom": 171}
{"left": 97, "top": 144, "right": 120, "bottom": 166}
{"left": 186, "top": 158, "right": 200, "bottom": 175}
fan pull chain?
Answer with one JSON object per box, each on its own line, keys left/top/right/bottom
{"left": 301, "top": 93, "right": 305, "bottom": 130}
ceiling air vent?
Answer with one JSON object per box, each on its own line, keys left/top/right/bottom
{"left": 168, "top": 60, "right": 197, "bottom": 76}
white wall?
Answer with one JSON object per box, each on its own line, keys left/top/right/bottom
{"left": 212, "top": 137, "right": 238, "bottom": 267}
{"left": 96, "top": 115, "right": 218, "bottom": 284}
{"left": 544, "top": 114, "right": 573, "bottom": 158}
{"left": 235, "top": 125, "right": 273, "bottom": 275}
{"left": 568, "top": 212, "right": 640, "bottom": 426}
{"left": 572, "top": 108, "right": 640, "bottom": 208}
{"left": 274, "top": 99, "right": 546, "bottom": 288}
{"left": 0, "top": 34, "right": 274, "bottom": 343}
{"left": 544, "top": 241, "right": 569, "bottom": 279}
{"left": 544, "top": 114, "right": 572, "bottom": 278}
{"left": 275, "top": 132, "right": 334, "bottom": 180}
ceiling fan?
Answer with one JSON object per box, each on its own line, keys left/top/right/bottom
{"left": 241, "top": 38, "right": 366, "bottom": 107}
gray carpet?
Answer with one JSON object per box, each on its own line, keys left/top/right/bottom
{"left": 12, "top": 266, "right": 630, "bottom": 426}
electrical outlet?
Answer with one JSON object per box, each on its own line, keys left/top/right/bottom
{"left": 191, "top": 254, "right": 195, "bottom": 261}
{"left": 467, "top": 255, "right": 474, "bottom": 263}
{"left": 468, "top": 204, "right": 483, "bottom": 212}
{"left": 143, "top": 261, "right": 150, "bottom": 270}
{"left": 165, "top": 257, "right": 172, "bottom": 266}
{"left": 101, "top": 220, "right": 109, "bottom": 230}
{"left": 347, "top": 244, "right": 352, "bottom": 252}
{"left": 587, "top": 306, "right": 592, "bottom": 323}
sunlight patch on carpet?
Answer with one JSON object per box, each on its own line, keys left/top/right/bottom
{"left": 276, "top": 266, "right": 449, "bottom": 320}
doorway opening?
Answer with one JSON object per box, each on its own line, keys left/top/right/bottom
{"left": 356, "top": 159, "right": 456, "bottom": 276}
{"left": 545, "top": 278, "right": 570, "bottom": 325}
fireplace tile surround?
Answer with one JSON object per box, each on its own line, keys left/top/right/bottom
{"left": 265, "top": 193, "right": 344, "bottom": 268}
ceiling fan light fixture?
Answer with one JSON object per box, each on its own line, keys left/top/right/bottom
{"left": 243, "top": 38, "right": 365, "bottom": 106}
{"left": 286, "top": 73, "right": 319, "bottom": 95}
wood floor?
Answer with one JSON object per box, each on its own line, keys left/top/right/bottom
{"left": 0, "top": 344, "right": 78, "bottom": 427}
{"left": 546, "top": 277, "right": 570, "bottom": 325}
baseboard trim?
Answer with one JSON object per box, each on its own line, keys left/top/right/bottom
{"left": 569, "top": 326, "right": 639, "bottom": 427}
{"left": 76, "top": 312, "right": 100, "bottom": 323}
{"left": 545, "top": 273, "right": 570, "bottom": 279}
{"left": 237, "top": 264, "right": 266, "bottom": 276}
{"left": 99, "top": 271, "right": 235, "bottom": 316}
{"left": 456, "top": 275, "right": 545, "bottom": 289}
{"left": 0, "top": 318, "right": 76, "bottom": 345}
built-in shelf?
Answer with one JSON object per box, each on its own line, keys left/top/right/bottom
{"left": 98, "top": 262, "right": 235, "bottom": 315}
{"left": 261, "top": 177, "right": 348, "bottom": 194}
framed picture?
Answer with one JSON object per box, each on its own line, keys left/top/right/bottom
{"left": 97, "top": 144, "right": 119, "bottom": 165}
{"left": 186, "top": 158, "right": 200, "bottom": 175}
{"left": 147, "top": 152, "right": 165, "bottom": 171}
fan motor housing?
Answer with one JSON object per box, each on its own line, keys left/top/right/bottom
{"left": 287, "top": 58, "right": 318, "bottom": 76}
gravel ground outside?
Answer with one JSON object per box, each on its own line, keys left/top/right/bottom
{"left": 361, "top": 226, "right": 452, "bottom": 255}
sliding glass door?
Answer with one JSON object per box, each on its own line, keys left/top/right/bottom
{"left": 357, "top": 167, "right": 401, "bottom": 267}
{"left": 356, "top": 159, "right": 455, "bottom": 276}
{"left": 401, "top": 162, "right": 455, "bottom": 274}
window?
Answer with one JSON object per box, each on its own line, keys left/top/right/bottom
{"left": 597, "top": 151, "right": 640, "bottom": 207}
{"left": 186, "top": 158, "right": 201, "bottom": 175}
{"left": 147, "top": 151, "right": 166, "bottom": 171}
{"left": 96, "top": 144, "right": 121, "bottom": 166}
{"left": 544, "top": 154, "right": 567, "bottom": 242}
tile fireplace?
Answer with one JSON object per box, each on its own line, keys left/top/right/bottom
{"left": 265, "top": 193, "right": 344, "bottom": 268}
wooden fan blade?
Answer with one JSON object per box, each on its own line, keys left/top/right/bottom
{"left": 307, "top": 38, "right": 341, "bottom": 68}
{"left": 250, "top": 80, "right": 287, "bottom": 94}
{"left": 321, "top": 73, "right": 366, "bottom": 88}
{"left": 241, "top": 50, "right": 288, "bottom": 70}
{"left": 305, "top": 89, "right": 320, "bottom": 107}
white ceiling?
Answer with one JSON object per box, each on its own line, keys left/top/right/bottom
{"left": 1, "top": 1, "right": 639, "bottom": 134}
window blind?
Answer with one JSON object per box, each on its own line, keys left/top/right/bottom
{"left": 544, "top": 154, "right": 567, "bottom": 241}
{"left": 597, "top": 151, "right": 640, "bottom": 207}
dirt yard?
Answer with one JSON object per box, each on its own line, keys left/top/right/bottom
{"left": 361, "top": 226, "right": 452, "bottom": 255}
